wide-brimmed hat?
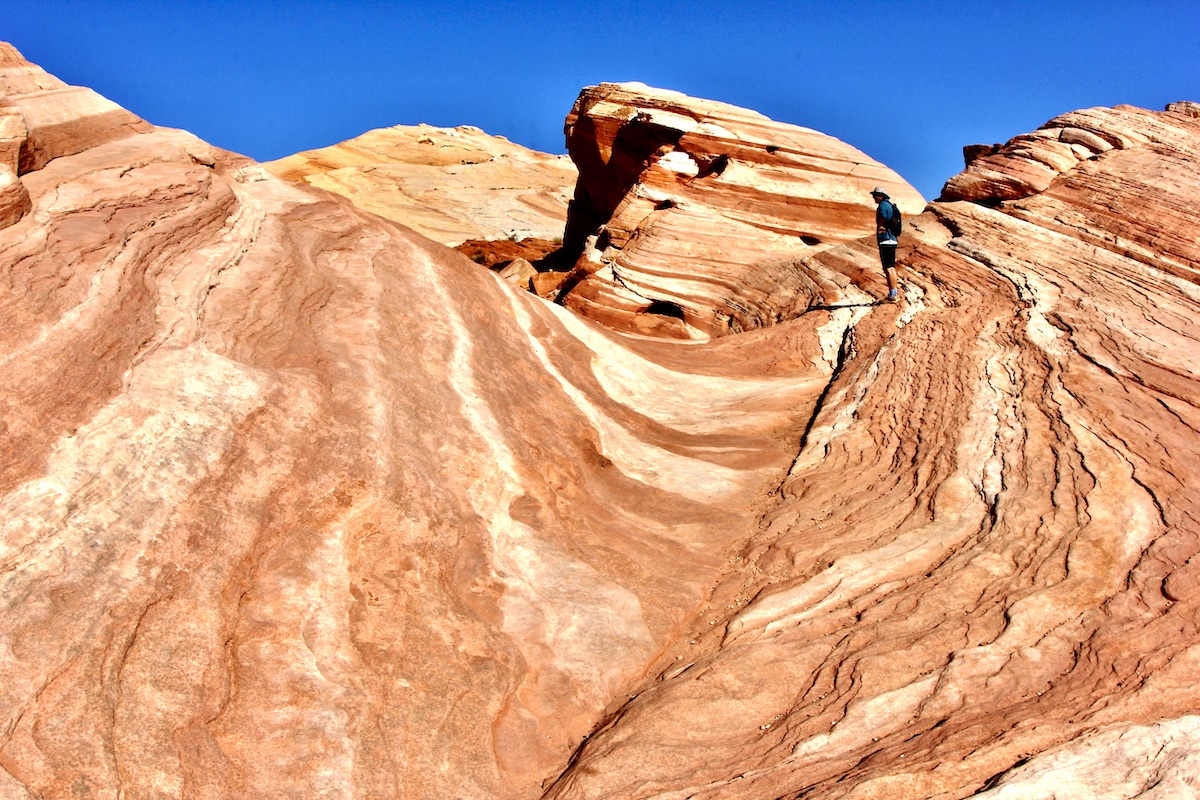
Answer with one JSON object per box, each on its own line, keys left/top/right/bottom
{"left": 870, "top": 187, "right": 890, "bottom": 199}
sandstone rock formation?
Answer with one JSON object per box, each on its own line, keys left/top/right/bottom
{"left": 0, "top": 47, "right": 824, "bottom": 799}
{"left": 2, "top": 43, "right": 1200, "bottom": 800}
{"left": 0, "top": 42, "right": 153, "bottom": 232}
{"left": 555, "top": 82, "right": 926, "bottom": 338}
{"left": 544, "top": 99, "right": 1200, "bottom": 799}
{"left": 264, "top": 122, "right": 576, "bottom": 246}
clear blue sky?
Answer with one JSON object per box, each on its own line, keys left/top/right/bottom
{"left": 7, "top": 0, "right": 1199, "bottom": 200}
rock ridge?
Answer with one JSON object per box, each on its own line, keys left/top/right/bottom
{"left": 553, "top": 82, "right": 926, "bottom": 338}
{"left": 264, "top": 122, "right": 576, "bottom": 247}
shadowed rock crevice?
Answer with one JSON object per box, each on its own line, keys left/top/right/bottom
{"left": 560, "top": 108, "right": 689, "bottom": 264}
{"left": 641, "top": 299, "right": 686, "bottom": 319}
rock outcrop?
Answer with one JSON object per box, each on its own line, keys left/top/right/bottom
{"left": 545, "top": 99, "right": 1200, "bottom": 800}
{"left": 264, "top": 123, "right": 576, "bottom": 246}
{"left": 0, "top": 42, "right": 149, "bottom": 231}
{"left": 2, "top": 43, "right": 1200, "bottom": 800}
{"left": 0, "top": 42, "right": 155, "bottom": 233}
{"left": 0, "top": 46, "right": 830, "bottom": 799}
{"left": 0, "top": 42, "right": 152, "bottom": 174}
{"left": 942, "top": 103, "right": 1200, "bottom": 212}
{"left": 555, "top": 82, "right": 925, "bottom": 338}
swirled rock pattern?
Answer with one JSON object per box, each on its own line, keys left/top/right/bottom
{"left": 264, "top": 123, "right": 576, "bottom": 246}
{"left": 0, "top": 46, "right": 830, "bottom": 799}
{"left": 556, "top": 82, "right": 926, "bottom": 338}
{"left": 942, "top": 103, "right": 1200, "bottom": 208}
{"left": 545, "top": 100, "right": 1200, "bottom": 799}
{"left": 2, "top": 43, "right": 1200, "bottom": 800}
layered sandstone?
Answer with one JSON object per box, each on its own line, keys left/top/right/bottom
{"left": 0, "top": 42, "right": 152, "bottom": 175}
{"left": 943, "top": 102, "right": 1200, "bottom": 212}
{"left": 1, "top": 42, "right": 151, "bottom": 231}
{"left": 0, "top": 46, "right": 830, "bottom": 799}
{"left": 555, "top": 82, "right": 926, "bottom": 338}
{"left": 2, "top": 43, "right": 1200, "bottom": 800}
{"left": 264, "top": 123, "right": 576, "bottom": 246}
{"left": 546, "top": 100, "right": 1200, "bottom": 799}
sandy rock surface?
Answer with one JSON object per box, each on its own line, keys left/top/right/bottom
{"left": 264, "top": 123, "right": 576, "bottom": 246}
{"left": 1, "top": 42, "right": 152, "bottom": 233}
{"left": 2, "top": 44, "right": 1200, "bottom": 800}
{"left": 556, "top": 82, "right": 926, "bottom": 338}
{"left": 546, "top": 99, "right": 1200, "bottom": 799}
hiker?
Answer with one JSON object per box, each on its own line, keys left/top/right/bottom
{"left": 871, "top": 188, "right": 901, "bottom": 302}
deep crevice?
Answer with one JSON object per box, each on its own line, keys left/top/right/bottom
{"left": 642, "top": 300, "right": 686, "bottom": 320}
{"left": 796, "top": 323, "right": 857, "bottom": 455}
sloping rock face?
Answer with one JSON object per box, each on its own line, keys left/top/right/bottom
{"left": 943, "top": 102, "right": 1200, "bottom": 213}
{"left": 545, "top": 101, "right": 1200, "bottom": 799}
{"left": 0, "top": 42, "right": 152, "bottom": 231}
{"left": 264, "top": 123, "right": 576, "bottom": 246}
{"left": 0, "top": 46, "right": 831, "bottom": 799}
{"left": 3, "top": 45, "right": 1200, "bottom": 800}
{"left": 556, "top": 82, "right": 926, "bottom": 338}
{"left": 0, "top": 43, "right": 152, "bottom": 175}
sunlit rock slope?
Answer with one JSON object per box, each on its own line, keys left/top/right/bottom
{"left": 263, "top": 122, "right": 576, "bottom": 246}
{"left": 555, "top": 82, "right": 926, "bottom": 338}
{"left": 545, "top": 97, "right": 1200, "bottom": 800}
{"left": 2, "top": 43, "right": 1199, "bottom": 800}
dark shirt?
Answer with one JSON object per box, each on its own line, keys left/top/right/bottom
{"left": 876, "top": 200, "right": 898, "bottom": 244}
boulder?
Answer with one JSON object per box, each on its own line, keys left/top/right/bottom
{"left": 496, "top": 256, "right": 538, "bottom": 287}
{"left": 530, "top": 268, "right": 569, "bottom": 299}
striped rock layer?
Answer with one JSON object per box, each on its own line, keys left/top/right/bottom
{"left": 3, "top": 44, "right": 1200, "bottom": 800}
{"left": 264, "top": 123, "right": 577, "bottom": 247}
{"left": 556, "top": 82, "right": 926, "bottom": 338}
{"left": 0, "top": 42, "right": 153, "bottom": 232}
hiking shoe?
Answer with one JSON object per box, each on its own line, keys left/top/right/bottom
{"left": 886, "top": 290, "right": 900, "bottom": 303}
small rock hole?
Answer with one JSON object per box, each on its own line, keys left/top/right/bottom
{"left": 642, "top": 300, "right": 686, "bottom": 320}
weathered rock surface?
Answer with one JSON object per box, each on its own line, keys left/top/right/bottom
{"left": 555, "top": 82, "right": 926, "bottom": 338}
{"left": 0, "top": 46, "right": 829, "bottom": 799}
{"left": 2, "top": 44, "right": 1200, "bottom": 800}
{"left": 454, "top": 236, "right": 564, "bottom": 270}
{"left": 0, "top": 42, "right": 152, "bottom": 175}
{"left": 545, "top": 100, "right": 1200, "bottom": 799}
{"left": 496, "top": 256, "right": 538, "bottom": 288}
{"left": 264, "top": 123, "right": 576, "bottom": 246}
{"left": 942, "top": 103, "right": 1200, "bottom": 207}
{"left": 1, "top": 42, "right": 152, "bottom": 231}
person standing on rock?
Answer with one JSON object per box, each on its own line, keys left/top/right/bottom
{"left": 871, "top": 188, "right": 901, "bottom": 302}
